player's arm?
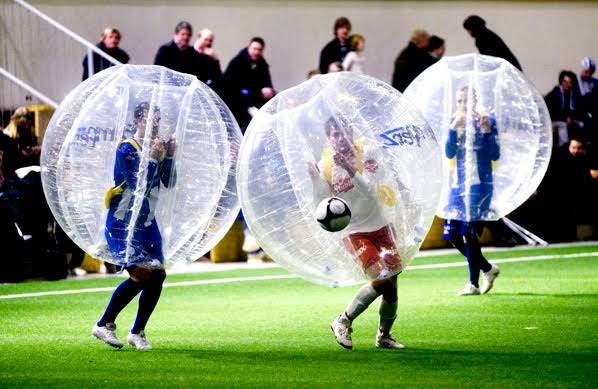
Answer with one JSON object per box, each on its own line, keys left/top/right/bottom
{"left": 308, "top": 160, "right": 332, "bottom": 200}
{"left": 445, "top": 129, "right": 458, "bottom": 158}
{"left": 481, "top": 115, "right": 500, "bottom": 161}
{"left": 160, "top": 138, "right": 177, "bottom": 187}
{"left": 119, "top": 143, "right": 140, "bottom": 189}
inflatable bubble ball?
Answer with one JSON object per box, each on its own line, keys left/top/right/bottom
{"left": 41, "top": 65, "right": 242, "bottom": 268}
{"left": 237, "top": 72, "right": 442, "bottom": 287}
{"left": 404, "top": 53, "right": 552, "bottom": 222}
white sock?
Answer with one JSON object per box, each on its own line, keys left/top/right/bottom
{"left": 378, "top": 298, "right": 398, "bottom": 334}
{"left": 343, "top": 284, "right": 380, "bottom": 323}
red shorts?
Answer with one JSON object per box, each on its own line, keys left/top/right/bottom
{"left": 344, "top": 225, "right": 402, "bottom": 279}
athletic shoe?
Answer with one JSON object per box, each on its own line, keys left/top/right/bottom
{"left": 375, "top": 330, "right": 405, "bottom": 349}
{"left": 92, "top": 323, "right": 123, "bottom": 349}
{"left": 127, "top": 331, "right": 152, "bottom": 350}
{"left": 330, "top": 316, "right": 353, "bottom": 349}
{"left": 481, "top": 264, "right": 500, "bottom": 294}
{"left": 457, "top": 283, "right": 481, "bottom": 296}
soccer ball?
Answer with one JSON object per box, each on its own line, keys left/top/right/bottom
{"left": 316, "top": 197, "right": 351, "bottom": 232}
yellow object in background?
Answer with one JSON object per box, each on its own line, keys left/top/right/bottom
{"left": 80, "top": 254, "right": 102, "bottom": 273}
{"left": 210, "top": 220, "right": 247, "bottom": 263}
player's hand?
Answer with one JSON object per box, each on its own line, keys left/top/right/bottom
{"left": 450, "top": 112, "right": 465, "bottom": 129}
{"left": 480, "top": 115, "right": 491, "bottom": 134}
{"left": 364, "top": 159, "right": 378, "bottom": 172}
{"left": 261, "top": 87, "right": 275, "bottom": 100}
{"left": 165, "top": 138, "right": 176, "bottom": 157}
{"left": 333, "top": 153, "right": 356, "bottom": 177}
{"left": 149, "top": 139, "right": 165, "bottom": 160}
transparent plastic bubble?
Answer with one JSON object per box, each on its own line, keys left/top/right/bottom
{"left": 237, "top": 72, "right": 442, "bottom": 287}
{"left": 41, "top": 65, "right": 241, "bottom": 268}
{"left": 404, "top": 54, "right": 552, "bottom": 222}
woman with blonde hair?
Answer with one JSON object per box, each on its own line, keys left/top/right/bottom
{"left": 82, "top": 26, "right": 130, "bottom": 80}
{"left": 3, "top": 106, "right": 40, "bottom": 167}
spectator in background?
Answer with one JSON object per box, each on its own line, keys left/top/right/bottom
{"left": 3, "top": 107, "right": 40, "bottom": 167}
{"left": 224, "top": 37, "right": 275, "bottom": 130}
{"left": 391, "top": 29, "right": 430, "bottom": 93}
{"left": 578, "top": 57, "right": 598, "bottom": 145}
{"left": 545, "top": 70, "right": 585, "bottom": 147}
{"left": 542, "top": 134, "right": 595, "bottom": 241}
{"left": 154, "top": 21, "right": 217, "bottom": 85}
{"left": 319, "top": 17, "right": 352, "bottom": 74}
{"left": 82, "top": 27, "right": 130, "bottom": 81}
{"left": 342, "top": 34, "right": 366, "bottom": 74}
{"left": 328, "top": 62, "right": 343, "bottom": 73}
{"left": 426, "top": 35, "right": 446, "bottom": 66}
{"left": 463, "top": 15, "right": 522, "bottom": 71}
{"left": 193, "top": 28, "right": 223, "bottom": 87}
{"left": 578, "top": 57, "right": 598, "bottom": 97}
{"left": 194, "top": 29, "right": 219, "bottom": 62}
{"left": 0, "top": 129, "right": 18, "bottom": 185}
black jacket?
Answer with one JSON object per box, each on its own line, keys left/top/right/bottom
{"left": 224, "top": 48, "right": 273, "bottom": 127}
{"left": 82, "top": 42, "right": 129, "bottom": 80}
{"left": 319, "top": 38, "right": 348, "bottom": 74}
{"left": 391, "top": 42, "right": 430, "bottom": 92}
{"left": 154, "top": 41, "right": 221, "bottom": 84}
{"left": 472, "top": 28, "right": 522, "bottom": 71}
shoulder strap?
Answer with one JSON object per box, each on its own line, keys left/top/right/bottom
{"left": 120, "top": 138, "right": 141, "bottom": 153}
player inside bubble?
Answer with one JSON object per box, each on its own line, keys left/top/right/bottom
{"left": 308, "top": 116, "right": 402, "bottom": 280}
{"left": 445, "top": 86, "right": 500, "bottom": 221}
{"left": 104, "top": 102, "right": 176, "bottom": 269}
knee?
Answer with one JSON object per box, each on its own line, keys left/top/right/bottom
{"left": 373, "top": 277, "right": 397, "bottom": 303}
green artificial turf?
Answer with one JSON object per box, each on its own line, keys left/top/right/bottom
{"left": 0, "top": 245, "right": 597, "bottom": 387}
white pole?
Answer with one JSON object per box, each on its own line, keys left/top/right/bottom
{"left": 14, "top": 0, "right": 122, "bottom": 66}
{"left": 0, "top": 67, "right": 58, "bottom": 108}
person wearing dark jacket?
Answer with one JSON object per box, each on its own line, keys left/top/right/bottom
{"left": 545, "top": 70, "right": 586, "bottom": 146}
{"left": 463, "top": 15, "right": 522, "bottom": 71}
{"left": 82, "top": 27, "right": 130, "bottom": 81}
{"left": 154, "top": 21, "right": 219, "bottom": 85}
{"left": 391, "top": 29, "right": 430, "bottom": 93}
{"left": 224, "top": 37, "right": 275, "bottom": 129}
{"left": 319, "top": 17, "right": 352, "bottom": 74}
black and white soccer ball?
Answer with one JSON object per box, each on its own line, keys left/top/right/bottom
{"left": 316, "top": 197, "right": 351, "bottom": 232}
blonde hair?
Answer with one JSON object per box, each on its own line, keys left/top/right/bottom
{"left": 101, "top": 27, "right": 121, "bottom": 41}
{"left": 3, "top": 106, "right": 31, "bottom": 140}
{"left": 410, "top": 29, "right": 430, "bottom": 47}
{"left": 349, "top": 34, "right": 365, "bottom": 52}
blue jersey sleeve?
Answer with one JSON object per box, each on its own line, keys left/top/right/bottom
{"left": 445, "top": 130, "right": 458, "bottom": 159}
{"left": 160, "top": 157, "right": 176, "bottom": 188}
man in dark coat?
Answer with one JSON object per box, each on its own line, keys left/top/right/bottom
{"left": 224, "top": 37, "right": 275, "bottom": 129}
{"left": 154, "top": 21, "right": 219, "bottom": 85}
{"left": 82, "top": 27, "right": 130, "bottom": 80}
{"left": 318, "top": 17, "right": 352, "bottom": 74}
{"left": 391, "top": 29, "right": 430, "bottom": 93}
{"left": 463, "top": 15, "right": 522, "bottom": 71}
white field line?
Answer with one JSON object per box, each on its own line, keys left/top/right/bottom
{"left": 0, "top": 252, "right": 596, "bottom": 300}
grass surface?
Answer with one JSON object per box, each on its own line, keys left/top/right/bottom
{"left": 1, "top": 244, "right": 597, "bottom": 387}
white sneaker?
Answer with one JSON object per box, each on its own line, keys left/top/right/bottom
{"left": 92, "top": 323, "right": 123, "bottom": 348}
{"left": 481, "top": 265, "right": 500, "bottom": 294}
{"left": 330, "top": 315, "right": 353, "bottom": 349}
{"left": 127, "top": 331, "right": 152, "bottom": 350}
{"left": 457, "top": 283, "right": 481, "bottom": 296}
{"left": 375, "top": 330, "right": 405, "bottom": 349}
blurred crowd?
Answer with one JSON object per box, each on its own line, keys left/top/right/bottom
{"left": 1, "top": 15, "right": 596, "bottom": 282}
